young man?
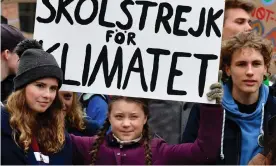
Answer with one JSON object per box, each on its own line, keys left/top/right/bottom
{"left": 148, "top": 0, "right": 256, "bottom": 145}
{"left": 182, "top": 31, "right": 276, "bottom": 165}
{"left": 222, "top": 0, "right": 254, "bottom": 40}
{"left": 1, "top": 24, "right": 25, "bottom": 103}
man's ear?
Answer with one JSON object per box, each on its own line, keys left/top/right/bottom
{"left": 225, "top": 65, "right": 231, "bottom": 77}
{"left": 264, "top": 65, "right": 268, "bottom": 75}
{"left": 1, "top": 50, "right": 11, "bottom": 60}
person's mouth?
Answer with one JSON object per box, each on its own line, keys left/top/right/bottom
{"left": 243, "top": 80, "right": 257, "bottom": 86}
{"left": 120, "top": 131, "right": 133, "bottom": 134}
{"left": 38, "top": 101, "right": 50, "bottom": 107}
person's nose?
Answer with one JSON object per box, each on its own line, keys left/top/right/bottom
{"left": 122, "top": 118, "right": 131, "bottom": 128}
{"left": 42, "top": 89, "right": 51, "bottom": 99}
{"left": 244, "top": 22, "right": 252, "bottom": 32}
{"left": 245, "top": 64, "right": 254, "bottom": 76}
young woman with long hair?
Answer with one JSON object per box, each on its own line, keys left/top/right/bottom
{"left": 1, "top": 39, "right": 73, "bottom": 164}
{"left": 58, "top": 91, "right": 99, "bottom": 136}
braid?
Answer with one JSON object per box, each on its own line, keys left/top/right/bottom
{"left": 143, "top": 123, "right": 152, "bottom": 165}
{"left": 90, "top": 119, "right": 110, "bottom": 165}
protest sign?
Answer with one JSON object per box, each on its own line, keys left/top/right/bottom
{"left": 34, "top": 0, "right": 224, "bottom": 103}
{"left": 251, "top": 0, "right": 276, "bottom": 74}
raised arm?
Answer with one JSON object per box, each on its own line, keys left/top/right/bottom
{"left": 158, "top": 104, "right": 223, "bottom": 164}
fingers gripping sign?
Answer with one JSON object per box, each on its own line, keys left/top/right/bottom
{"left": 207, "top": 70, "right": 223, "bottom": 104}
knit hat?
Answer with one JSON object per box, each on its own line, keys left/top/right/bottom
{"left": 14, "top": 49, "right": 63, "bottom": 90}
{"left": 1, "top": 24, "right": 25, "bottom": 52}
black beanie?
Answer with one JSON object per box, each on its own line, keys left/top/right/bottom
{"left": 14, "top": 49, "right": 63, "bottom": 90}
{"left": 1, "top": 24, "right": 25, "bottom": 52}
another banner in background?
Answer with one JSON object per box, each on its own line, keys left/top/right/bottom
{"left": 251, "top": 0, "right": 276, "bottom": 74}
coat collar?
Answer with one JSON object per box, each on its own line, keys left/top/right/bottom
{"left": 106, "top": 133, "right": 144, "bottom": 148}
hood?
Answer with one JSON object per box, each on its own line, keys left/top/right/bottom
{"left": 220, "top": 83, "right": 269, "bottom": 164}
{"left": 222, "top": 83, "right": 269, "bottom": 119}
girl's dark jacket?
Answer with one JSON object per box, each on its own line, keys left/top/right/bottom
{"left": 71, "top": 104, "right": 223, "bottom": 165}
{"left": 1, "top": 107, "right": 73, "bottom": 165}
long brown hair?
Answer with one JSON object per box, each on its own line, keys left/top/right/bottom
{"left": 6, "top": 88, "right": 65, "bottom": 154}
{"left": 65, "top": 92, "right": 85, "bottom": 130}
{"left": 90, "top": 96, "right": 152, "bottom": 165}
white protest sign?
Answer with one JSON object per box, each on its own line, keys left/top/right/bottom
{"left": 34, "top": 0, "right": 224, "bottom": 103}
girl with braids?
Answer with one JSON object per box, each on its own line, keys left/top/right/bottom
{"left": 1, "top": 39, "right": 73, "bottom": 164}
{"left": 58, "top": 91, "right": 99, "bottom": 136}
{"left": 71, "top": 93, "right": 224, "bottom": 165}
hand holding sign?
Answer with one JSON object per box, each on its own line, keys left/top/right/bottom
{"left": 206, "top": 70, "right": 223, "bottom": 104}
